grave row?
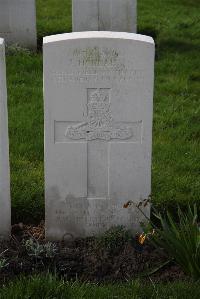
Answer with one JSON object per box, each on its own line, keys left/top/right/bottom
{"left": 0, "top": 0, "right": 137, "bottom": 49}
{"left": 0, "top": 0, "right": 154, "bottom": 241}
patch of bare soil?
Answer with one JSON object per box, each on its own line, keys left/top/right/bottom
{"left": 0, "top": 222, "right": 186, "bottom": 284}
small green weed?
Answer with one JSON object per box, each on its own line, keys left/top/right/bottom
{"left": 95, "top": 226, "right": 131, "bottom": 253}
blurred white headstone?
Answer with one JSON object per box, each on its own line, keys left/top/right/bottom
{"left": 73, "top": 0, "right": 137, "bottom": 33}
{"left": 0, "top": 0, "right": 37, "bottom": 50}
{"left": 0, "top": 38, "right": 11, "bottom": 239}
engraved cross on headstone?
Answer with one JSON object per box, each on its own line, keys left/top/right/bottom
{"left": 58, "top": 88, "right": 142, "bottom": 199}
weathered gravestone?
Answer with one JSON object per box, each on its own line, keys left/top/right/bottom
{"left": 0, "top": 38, "right": 11, "bottom": 239}
{"left": 73, "top": 0, "right": 137, "bottom": 33}
{"left": 0, "top": 0, "right": 37, "bottom": 50}
{"left": 44, "top": 31, "right": 154, "bottom": 240}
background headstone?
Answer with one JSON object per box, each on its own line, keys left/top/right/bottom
{"left": 0, "top": 38, "right": 11, "bottom": 239}
{"left": 44, "top": 31, "right": 154, "bottom": 240}
{"left": 73, "top": 0, "right": 137, "bottom": 33}
{"left": 0, "top": 0, "right": 37, "bottom": 50}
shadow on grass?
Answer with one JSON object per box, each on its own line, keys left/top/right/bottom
{"left": 158, "top": 38, "right": 200, "bottom": 55}
{"left": 37, "top": 29, "right": 72, "bottom": 51}
{"left": 180, "top": 0, "right": 200, "bottom": 7}
{"left": 139, "top": 26, "right": 159, "bottom": 42}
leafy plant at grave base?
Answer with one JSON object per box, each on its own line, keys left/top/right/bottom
{"left": 0, "top": 259, "right": 9, "bottom": 271}
{"left": 151, "top": 204, "right": 200, "bottom": 280}
{"left": 95, "top": 226, "right": 132, "bottom": 254}
{"left": 25, "top": 239, "right": 44, "bottom": 259}
{"left": 6, "top": 44, "right": 32, "bottom": 56}
{"left": 123, "top": 200, "right": 200, "bottom": 279}
{"left": 43, "top": 242, "right": 58, "bottom": 258}
{"left": 24, "top": 239, "right": 57, "bottom": 260}
{"left": 0, "top": 250, "right": 9, "bottom": 271}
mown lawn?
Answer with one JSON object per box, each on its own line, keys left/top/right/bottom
{"left": 6, "top": 0, "right": 200, "bottom": 224}
{"left": 0, "top": 275, "right": 200, "bottom": 299}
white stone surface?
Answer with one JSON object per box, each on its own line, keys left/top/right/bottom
{"left": 0, "top": 0, "right": 37, "bottom": 50}
{"left": 73, "top": 0, "right": 137, "bottom": 33}
{"left": 44, "top": 31, "right": 154, "bottom": 240}
{"left": 0, "top": 38, "right": 11, "bottom": 239}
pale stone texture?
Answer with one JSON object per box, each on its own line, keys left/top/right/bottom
{"left": 0, "top": 0, "right": 37, "bottom": 50}
{"left": 73, "top": 0, "right": 137, "bottom": 33}
{"left": 44, "top": 32, "right": 154, "bottom": 240}
{"left": 0, "top": 38, "right": 11, "bottom": 239}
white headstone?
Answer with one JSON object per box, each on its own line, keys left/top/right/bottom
{"left": 44, "top": 32, "right": 154, "bottom": 240}
{"left": 0, "top": 38, "right": 11, "bottom": 239}
{"left": 0, "top": 0, "right": 37, "bottom": 50}
{"left": 73, "top": 0, "right": 137, "bottom": 33}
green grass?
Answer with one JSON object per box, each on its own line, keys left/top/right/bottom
{"left": 6, "top": 0, "right": 200, "bottom": 223}
{"left": 36, "top": 0, "right": 72, "bottom": 47}
{"left": 0, "top": 275, "right": 200, "bottom": 299}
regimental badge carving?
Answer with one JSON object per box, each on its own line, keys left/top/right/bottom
{"left": 66, "top": 89, "right": 133, "bottom": 141}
